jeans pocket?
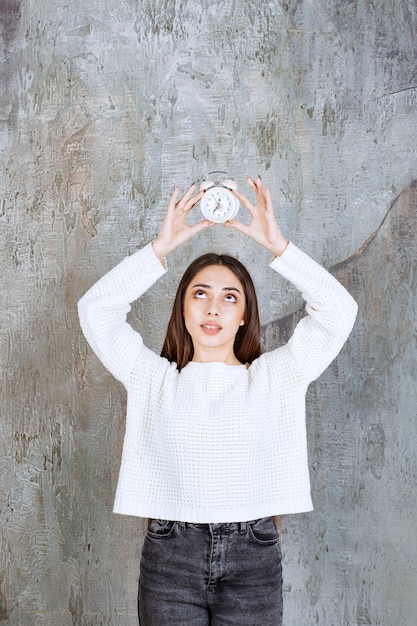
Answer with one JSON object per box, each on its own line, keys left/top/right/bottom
{"left": 147, "top": 519, "right": 176, "bottom": 539}
{"left": 247, "top": 517, "right": 280, "bottom": 546}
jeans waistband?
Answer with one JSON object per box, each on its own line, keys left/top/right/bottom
{"left": 175, "top": 517, "right": 269, "bottom": 532}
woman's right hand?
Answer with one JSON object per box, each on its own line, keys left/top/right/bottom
{"left": 152, "top": 184, "right": 212, "bottom": 260}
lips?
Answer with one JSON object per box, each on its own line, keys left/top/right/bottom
{"left": 200, "top": 323, "right": 222, "bottom": 335}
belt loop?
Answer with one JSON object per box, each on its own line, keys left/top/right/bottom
{"left": 239, "top": 521, "right": 247, "bottom": 533}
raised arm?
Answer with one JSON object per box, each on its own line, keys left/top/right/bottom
{"left": 269, "top": 244, "right": 358, "bottom": 382}
{"left": 226, "top": 175, "right": 357, "bottom": 382}
{"left": 78, "top": 185, "right": 210, "bottom": 384}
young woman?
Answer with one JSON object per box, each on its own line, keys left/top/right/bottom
{"left": 78, "top": 176, "right": 357, "bottom": 625}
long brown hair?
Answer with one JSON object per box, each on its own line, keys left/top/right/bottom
{"left": 161, "top": 253, "right": 262, "bottom": 371}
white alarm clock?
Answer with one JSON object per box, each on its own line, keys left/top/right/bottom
{"left": 199, "top": 172, "right": 240, "bottom": 223}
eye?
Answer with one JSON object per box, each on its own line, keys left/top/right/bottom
{"left": 224, "top": 293, "right": 237, "bottom": 303}
{"left": 194, "top": 290, "right": 207, "bottom": 299}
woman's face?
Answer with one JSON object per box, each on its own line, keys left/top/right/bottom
{"left": 183, "top": 264, "right": 246, "bottom": 364}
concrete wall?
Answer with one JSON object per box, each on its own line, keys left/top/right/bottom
{"left": 1, "top": 1, "right": 416, "bottom": 624}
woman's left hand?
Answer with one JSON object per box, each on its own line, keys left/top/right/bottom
{"left": 225, "top": 176, "right": 289, "bottom": 257}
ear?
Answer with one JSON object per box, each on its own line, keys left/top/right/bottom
{"left": 239, "top": 320, "right": 245, "bottom": 326}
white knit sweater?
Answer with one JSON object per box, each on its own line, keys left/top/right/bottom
{"left": 78, "top": 241, "right": 357, "bottom": 523}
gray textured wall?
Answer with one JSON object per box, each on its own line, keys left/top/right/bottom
{"left": 1, "top": 1, "right": 416, "bottom": 624}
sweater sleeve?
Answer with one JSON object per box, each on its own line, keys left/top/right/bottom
{"left": 269, "top": 242, "right": 358, "bottom": 383}
{"left": 77, "top": 242, "right": 167, "bottom": 386}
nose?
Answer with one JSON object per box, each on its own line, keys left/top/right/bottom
{"left": 206, "top": 297, "right": 220, "bottom": 316}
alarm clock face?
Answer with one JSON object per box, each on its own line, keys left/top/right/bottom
{"left": 200, "top": 186, "right": 239, "bottom": 223}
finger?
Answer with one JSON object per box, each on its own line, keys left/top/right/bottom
{"left": 188, "top": 218, "right": 213, "bottom": 236}
{"left": 167, "top": 186, "right": 181, "bottom": 210}
{"left": 232, "top": 188, "right": 255, "bottom": 214}
{"left": 246, "top": 174, "right": 264, "bottom": 190}
{"left": 176, "top": 187, "right": 204, "bottom": 215}
{"left": 251, "top": 175, "right": 269, "bottom": 204}
{"left": 245, "top": 175, "right": 267, "bottom": 208}
{"left": 245, "top": 175, "right": 257, "bottom": 193}
{"left": 183, "top": 189, "right": 204, "bottom": 212}
{"left": 223, "top": 219, "right": 251, "bottom": 236}
{"left": 248, "top": 174, "right": 263, "bottom": 188}
{"left": 176, "top": 183, "right": 197, "bottom": 207}
{"left": 177, "top": 190, "right": 204, "bottom": 217}
{"left": 265, "top": 187, "right": 274, "bottom": 212}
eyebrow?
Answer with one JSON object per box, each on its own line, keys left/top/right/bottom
{"left": 191, "top": 283, "right": 242, "bottom": 294}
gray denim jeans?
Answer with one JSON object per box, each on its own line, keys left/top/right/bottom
{"left": 138, "top": 516, "right": 283, "bottom": 625}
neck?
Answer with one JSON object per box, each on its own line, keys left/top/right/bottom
{"left": 192, "top": 346, "right": 242, "bottom": 366}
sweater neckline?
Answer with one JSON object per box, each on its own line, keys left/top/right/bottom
{"left": 185, "top": 361, "right": 248, "bottom": 370}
